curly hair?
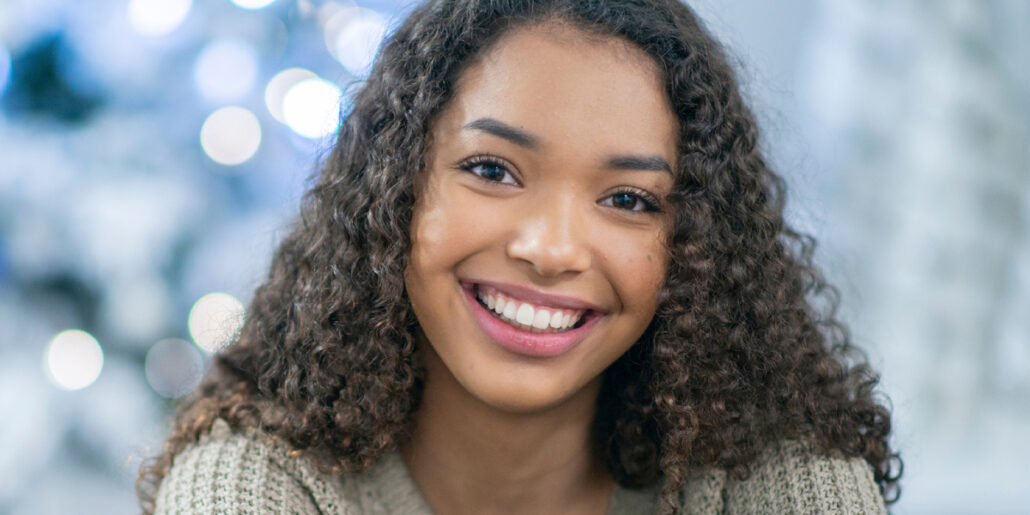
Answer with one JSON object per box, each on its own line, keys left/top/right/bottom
{"left": 137, "top": 0, "right": 903, "bottom": 512}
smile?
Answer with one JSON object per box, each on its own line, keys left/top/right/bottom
{"left": 475, "top": 284, "right": 586, "bottom": 333}
{"left": 461, "top": 281, "right": 604, "bottom": 358}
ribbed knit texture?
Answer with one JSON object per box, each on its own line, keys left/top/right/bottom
{"left": 154, "top": 419, "right": 886, "bottom": 514}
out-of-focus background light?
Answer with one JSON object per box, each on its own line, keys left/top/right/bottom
{"left": 145, "top": 338, "right": 205, "bottom": 397}
{"left": 193, "top": 39, "right": 259, "bottom": 102}
{"left": 200, "top": 106, "right": 263, "bottom": 166}
{"left": 0, "top": 1, "right": 1027, "bottom": 514}
{"left": 231, "top": 0, "right": 278, "bottom": 10}
{"left": 281, "top": 76, "right": 343, "bottom": 138}
{"left": 188, "top": 292, "right": 246, "bottom": 353}
{"left": 45, "top": 330, "right": 104, "bottom": 391}
{"left": 322, "top": 5, "right": 388, "bottom": 77}
{"left": 127, "top": 0, "right": 193, "bottom": 37}
{"left": 0, "top": 1, "right": 400, "bottom": 512}
{"left": 265, "top": 67, "right": 317, "bottom": 123}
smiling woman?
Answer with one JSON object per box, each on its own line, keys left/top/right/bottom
{"left": 405, "top": 26, "right": 674, "bottom": 415}
{"left": 138, "top": 1, "right": 901, "bottom": 514}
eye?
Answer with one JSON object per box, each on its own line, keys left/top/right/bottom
{"left": 600, "top": 189, "right": 663, "bottom": 213}
{"left": 457, "top": 155, "right": 519, "bottom": 186}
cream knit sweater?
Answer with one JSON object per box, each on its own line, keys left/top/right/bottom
{"left": 153, "top": 418, "right": 887, "bottom": 514}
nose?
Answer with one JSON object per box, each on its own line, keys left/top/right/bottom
{"left": 505, "top": 192, "right": 592, "bottom": 278}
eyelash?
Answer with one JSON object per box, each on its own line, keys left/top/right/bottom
{"left": 457, "top": 155, "right": 664, "bottom": 214}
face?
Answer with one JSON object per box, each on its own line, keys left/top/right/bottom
{"left": 404, "top": 23, "right": 678, "bottom": 414}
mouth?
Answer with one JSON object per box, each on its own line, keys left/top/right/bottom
{"left": 472, "top": 283, "right": 594, "bottom": 334}
{"left": 460, "top": 281, "right": 605, "bottom": 358}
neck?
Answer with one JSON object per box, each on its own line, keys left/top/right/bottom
{"left": 401, "top": 342, "right": 613, "bottom": 515}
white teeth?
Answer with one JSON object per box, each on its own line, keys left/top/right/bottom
{"left": 503, "top": 301, "right": 518, "bottom": 320}
{"left": 476, "top": 285, "right": 587, "bottom": 333}
{"left": 533, "top": 309, "right": 551, "bottom": 330}
{"left": 549, "top": 311, "right": 563, "bottom": 329}
{"left": 516, "top": 303, "right": 534, "bottom": 325}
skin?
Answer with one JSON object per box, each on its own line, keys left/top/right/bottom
{"left": 402, "top": 22, "right": 678, "bottom": 515}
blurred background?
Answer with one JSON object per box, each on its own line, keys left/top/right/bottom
{"left": 0, "top": 0, "right": 1026, "bottom": 513}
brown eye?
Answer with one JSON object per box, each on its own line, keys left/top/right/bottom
{"left": 458, "top": 156, "right": 518, "bottom": 185}
{"left": 601, "top": 189, "right": 662, "bottom": 213}
{"left": 475, "top": 163, "right": 508, "bottom": 182}
{"left": 611, "top": 192, "right": 640, "bottom": 210}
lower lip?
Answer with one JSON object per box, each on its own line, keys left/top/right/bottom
{"left": 462, "top": 282, "right": 603, "bottom": 358}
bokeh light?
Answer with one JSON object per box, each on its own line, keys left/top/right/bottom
{"left": 200, "top": 106, "right": 262, "bottom": 166}
{"left": 230, "top": 0, "right": 277, "bottom": 10}
{"left": 193, "top": 39, "right": 259, "bottom": 102}
{"left": 188, "top": 292, "right": 245, "bottom": 352}
{"left": 282, "top": 77, "right": 342, "bottom": 139}
{"left": 45, "top": 330, "right": 104, "bottom": 391}
{"left": 144, "top": 338, "right": 205, "bottom": 397}
{"left": 127, "top": 0, "right": 193, "bottom": 37}
{"left": 264, "top": 67, "right": 317, "bottom": 123}
{"left": 323, "top": 6, "right": 387, "bottom": 77}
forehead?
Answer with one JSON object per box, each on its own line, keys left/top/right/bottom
{"left": 436, "top": 23, "right": 678, "bottom": 163}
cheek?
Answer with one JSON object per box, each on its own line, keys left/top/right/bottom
{"left": 409, "top": 182, "right": 516, "bottom": 275}
{"left": 606, "top": 234, "right": 668, "bottom": 312}
{"left": 409, "top": 189, "right": 476, "bottom": 272}
{"left": 406, "top": 189, "right": 473, "bottom": 343}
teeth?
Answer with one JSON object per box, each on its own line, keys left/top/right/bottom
{"left": 502, "top": 301, "right": 518, "bottom": 320}
{"left": 515, "top": 304, "right": 534, "bottom": 325}
{"left": 549, "top": 311, "right": 563, "bottom": 329}
{"left": 475, "top": 285, "right": 585, "bottom": 333}
{"left": 533, "top": 309, "right": 551, "bottom": 330}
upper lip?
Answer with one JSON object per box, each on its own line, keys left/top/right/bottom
{"left": 464, "top": 279, "right": 608, "bottom": 313}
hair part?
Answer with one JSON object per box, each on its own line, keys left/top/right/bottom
{"left": 138, "top": 1, "right": 902, "bottom": 513}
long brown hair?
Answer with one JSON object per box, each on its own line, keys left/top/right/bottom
{"left": 138, "top": 0, "right": 902, "bottom": 512}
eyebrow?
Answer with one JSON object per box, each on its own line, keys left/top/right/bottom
{"left": 462, "top": 117, "right": 673, "bottom": 175}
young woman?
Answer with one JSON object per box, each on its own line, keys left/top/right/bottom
{"left": 138, "top": 0, "right": 902, "bottom": 513}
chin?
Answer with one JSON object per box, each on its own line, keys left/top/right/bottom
{"left": 448, "top": 356, "right": 603, "bottom": 416}
{"left": 469, "top": 377, "right": 576, "bottom": 414}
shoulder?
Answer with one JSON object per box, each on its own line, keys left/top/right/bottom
{"left": 153, "top": 419, "right": 358, "bottom": 515}
{"left": 622, "top": 440, "right": 886, "bottom": 515}
{"left": 718, "top": 439, "right": 887, "bottom": 514}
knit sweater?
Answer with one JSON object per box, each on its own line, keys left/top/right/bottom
{"left": 153, "top": 418, "right": 887, "bottom": 514}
